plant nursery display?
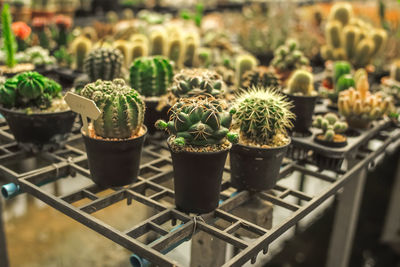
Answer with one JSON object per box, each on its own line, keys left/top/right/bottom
{"left": 80, "top": 78, "right": 147, "bottom": 187}
{"left": 312, "top": 113, "right": 348, "bottom": 147}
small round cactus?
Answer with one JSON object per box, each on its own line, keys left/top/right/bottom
{"left": 313, "top": 113, "right": 348, "bottom": 142}
{"left": 286, "top": 69, "right": 315, "bottom": 96}
{"left": 155, "top": 95, "right": 238, "bottom": 146}
{"left": 230, "top": 87, "right": 294, "bottom": 146}
{"left": 84, "top": 47, "right": 124, "bottom": 82}
{"left": 16, "top": 71, "right": 46, "bottom": 101}
{"left": 333, "top": 61, "right": 351, "bottom": 84}
{"left": 169, "top": 68, "right": 225, "bottom": 98}
{"left": 80, "top": 79, "right": 145, "bottom": 139}
{"left": 241, "top": 66, "right": 280, "bottom": 89}
{"left": 129, "top": 56, "right": 174, "bottom": 97}
{"left": 336, "top": 74, "right": 355, "bottom": 93}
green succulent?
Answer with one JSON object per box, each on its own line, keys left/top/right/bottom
{"left": 313, "top": 113, "right": 348, "bottom": 142}
{"left": 80, "top": 79, "right": 145, "bottom": 139}
{"left": 286, "top": 69, "right": 315, "bottom": 96}
{"left": 333, "top": 61, "right": 351, "bottom": 84}
{"left": 84, "top": 47, "right": 124, "bottom": 82}
{"left": 0, "top": 77, "right": 17, "bottom": 108}
{"left": 16, "top": 71, "right": 46, "bottom": 101}
{"left": 155, "top": 95, "right": 238, "bottom": 146}
{"left": 271, "top": 39, "right": 309, "bottom": 73}
{"left": 336, "top": 74, "right": 355, "bottom": 93}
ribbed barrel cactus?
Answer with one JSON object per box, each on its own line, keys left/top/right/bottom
{"left": 129, "top": 56, "right": 174, "bottom": 97}
{"left": 16, "top": 71, "right": 45, "bottom": 101}
{"left": 286, "top": 69, "right": 316, "bottom": 96}
{"left": 155, "top": 96, "right": 238, "bottom": 146}
{"left": 0, "top": 77, "right": 17, "bottom": 108}
{"left": 313, "top": 113, "right": 348, "bottom": 142}
{"left": 169, "top": 68, "right": 225, "bottom": 98}
{"left": 80, "top": 79, "right": 145, "bottom": 139}
{"left": 230, "top": 87, "right": 294, "bottom": 146}
{"left": 241, "top": 66, "right": 280, "bottom": 89}
{"left": 84, "top": 48, "right": 124, "bottom": 82}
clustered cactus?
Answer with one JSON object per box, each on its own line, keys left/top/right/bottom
{"left": 16, "top": 46, "right": 56, "bottom": 67}
{"left": 271, "top": 39, "right": 309, "bottom": 73}
{"left": 169, "top": 69, "right": 225, "bottom": 98}
{"left": 129, "top": 56, "right": 174, "bottom": 97}
{"left": 241, "top": 66, "right": 280, "bottom": 89}
{"left": 70, "top": 36, "right": 92, "bottom": 71}
{"left": 2, "top": 4, "right": 17, "bottom": 68}
{"left": 80, "top": 79, "right": 145, "bottom": 139}
{"left": 0, "top": 72, "right": 62, "bottom": 110}
{"left": 155, "top": 95, "right": 238, "bottom": 146}
{"left": 313, "top": 113, "right": 348, "bottom": 142}
{"left": 338, "top": 74, "right": 393, "bottom": 128}
{"left": 84, "top": 47, "right": 124, "bottom": 82}
{"left": 321, "top": 3, "right": 387, "bottom": 68}
{"left": 230, "top": 87, "right": 294, "bottom": 146}
{"left": 286, "top": 69, "right": 316, "bottom": 96}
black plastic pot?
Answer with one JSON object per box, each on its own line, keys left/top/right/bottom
{"left": 144, "top": 98, "right": 170, "bottom": 135}
{"left": 286, "top": 94, "right": 317, "bottom": 133}
{"left": 82, "top": 126, "right": 147, "bottom": 188}
{"left": 0, "top": 106, "right": 76, "bottom": 148}
{"left": 168, "top": 138, "right": 230, "bottom": 214}
{"left": 314, "top": 134, "right": 347, "bottom": 148}
{"left": 230, "top": 140, "right": 290, "bottom": 191}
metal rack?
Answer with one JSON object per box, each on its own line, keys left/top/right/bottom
{"left": 1, "top": 118, "right": 400, "bottom": 267}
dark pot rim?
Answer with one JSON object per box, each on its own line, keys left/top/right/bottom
{"left": 81, "top": 125, "right": 148, "bottom": 143}
{"left": 232, "top": 137, "right": 292, "bottom": 152}
{"left": 0, "top": 105, "right": 74, "bottom": 117}
{"left": 314, "top": 134, "right": 347, "bottom": 148}
{"left": 167, "top": 136, "right": 232, "bottom": 155}
{"left": 283, "top": 91, "right": 318, "bottom": 100}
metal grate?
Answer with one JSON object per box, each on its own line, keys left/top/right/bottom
{"left": 1, "top": 118, "right": 400, "bottom": 266}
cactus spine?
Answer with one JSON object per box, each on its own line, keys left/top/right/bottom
{"left": 129, "top": 56, "right": 174, "bottom": 97}
{"left": 2, "top": 4, "right": 17, "bottom": 68}
{"left": 235, "top": 54, "right": 257, "bottom": 87}
{"left": 70, "top": 36, "right": 92, "bottom": 72}
{"left": 80, "top": 79, "right": 145, "bottom": 139}
{"left": 287, "top": 69, "right": 315, "bottom": 96}
{"left": 313, "top": 113, "right": 348, "bottom": 142}
{"left": 84, "top": 47, "right": 124, "bottom": 82}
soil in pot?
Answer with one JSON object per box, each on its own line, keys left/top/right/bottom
{"left": 230, "top": 139, "right": 290, "bottom": 192}
{"left": 286, "top": 94, "right": 317, "bottom": 133}
{"left": 82, "top": 125, "right": 147, "bottom": 188}
{"left": 168, "top": 137, "right": 231, "bottom": 214}
{"left": 314, "top": 134, "right": 347, "bottom": 148}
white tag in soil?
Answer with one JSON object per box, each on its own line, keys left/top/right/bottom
{"left": 64, "top": 92, "right": 101, "bottom": 135}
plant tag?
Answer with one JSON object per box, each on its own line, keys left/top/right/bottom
{"left": 64, "top": 92, "right": 101, "bottom": 134}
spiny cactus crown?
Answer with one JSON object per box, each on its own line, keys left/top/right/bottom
{"left": 230, "top": 86, "right": 294, "bottom": 145}
{"left": 271, "top": 39, "right": 309, "bottom": 73}
{"left": 80, "top": 79, "right": 145, "bottom": 139}
{"left": 84, "top": 47, "right": 124, "bottom": 82}
{"left": 169, "top": 68, "right": 225, "bottom": 98}
{"left": 241, "top": 66, "right": 280, "bottom": 90}
{"left": 286, "top": 69, "right": 316, "bottom": 96}
{"left": 155, "top": 95, "right": 238, "bottom": 146}
{"left": 313, "top": 113, "right": 348, "bottom": 142}
{"left": 129, "top": 56, "right": 174, "bottom": 97}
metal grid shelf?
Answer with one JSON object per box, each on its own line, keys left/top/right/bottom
{"left": 1, "top": 119, "right": 400, "bottom": 266}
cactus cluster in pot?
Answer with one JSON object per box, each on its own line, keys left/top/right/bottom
{"left": 313, "top": 113, "right": 348, "bottom": 143}
{"left": 321, "top": 2, "right": 387, "bottom": 68}
{"left": 285, "top": 69, "right": 316, "bottom": 96}
{"left": 338, "top": 74, "right": 393, "bottom": 129}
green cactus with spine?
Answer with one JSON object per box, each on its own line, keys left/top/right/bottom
{"left": 353, "top": 39, "right": 375, "bottom": 68}
{"left": 80, "top": 79, "right": 145, "bottom": 139}
{"left": 230, "top": 87, "right": 294, "bottom": 146}
{"left": 271, "top": 39, "right": 309, "bottom": 74}
{"left": 342, "top": 25, "right": 359, "bottom": 60}
{"left": 113, "top": 40, "right": 130, "bottom": 67}
{"left": 169, "top": 69, "right": 225, "bottom": 98}
{"left": 235, "top": 54, "right": 257, "bottom": 87}
{"left": 129, "top": 56, "right": 174, "bottom": 97}
{"left": 0, "top": 77, "right": 17, "bottom": 108}
{"left": 70, "top": 36, "right": 92, "bottom": 72}
{"left": 287, "top": 69, "right": 315, "bottom": 96}
{"left": 1, "top": 4, "right": 17, "bottom": 68}
{"left": 150, "top": 29, "right": 167, "bottom": 56}
{"left": 84, "top": 48, "right": 124, "bottom": 82}
{"left": 166, "top": 33, "right": 183, "bottom": 68}
{"left": 155, "top": 95, "right": 238, "bottom": 146}
{"left": 333, "top": 61, "right": 351, "bottom": 84}
{"left": 325, "top": 20, "right": 342, "bottom": 49}
{"left": 390, "top": 60, "right": 400, "bottom": 82}
{"left": 130, "top": 34, "right": 149, "bottom": 62}
{"left": 313, "top": 113, "right": 348, "bottom": 142}
{"left": 241, "top": 66, "right": 280, "bottom": 89}
{"left": 183, "top": 33, "right": 199, "bottom": 68}
{"left": 336, "top": 74, "right": 355, "bottom": 93}
{"left": 371, "top": 29, "right": 387, "bottom": 55}
{"left": 329, "top": 2, "right": 353, "bottom": 26}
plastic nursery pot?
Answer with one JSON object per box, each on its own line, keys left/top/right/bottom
{"left": 314, "top": 134, "right": 347, "bottom": 148}
{"left": 0, "top": 106, "right": 76, "bottom": 148}
{"left": 82, "top": 126, "right": 147, "bottom": 188}
{"left": 144, "top": 98, "right": 170, "bottom": 135}
{"left": 345, "top": 117, "right": 371, "bottom": 130}
{"left": 230, "top": 139, "right": 290, "bottom": 192}
{"left": 168, "top": 137, "right": 231, "bottom": 214}
{"left": 286, "top": 94, "right": 317, "bottom": 133}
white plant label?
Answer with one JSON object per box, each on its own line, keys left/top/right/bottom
{"left": 64, "top": 92, "right": 101, "bottom": 134}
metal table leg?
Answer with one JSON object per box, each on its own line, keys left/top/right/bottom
{"left": 0, "top": 197, "right": 9, "bottom": 267}
{"left": 326, "top": 159, "right": 367, "bottom": 267}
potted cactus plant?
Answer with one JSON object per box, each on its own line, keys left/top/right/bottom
{"left": 155, "top": 95, "right": 238, "bottom": 214}
{"left": 129, "top": 56, "right": 174, "bottom": 134}
{"left": 284, "top": 69, "right": 318, "bottom": 133}
{"left": 84, "top": 47, "right": 124, "bottom": 82}
{"left": 0, "top": 72, "right": 75, "bottom": 150}
{"left": 80, "top": 79, "right": 147, "bottom": 187}
{"left": 313, "top": 113, "right": 348, "bottom": 147}
{"left": 229, "top": 87, "right": 294, "bottom": 191}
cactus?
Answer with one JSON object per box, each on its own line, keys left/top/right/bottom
{"left": 84, "top": 48, "right": 124, "bottom": 82}
{"left": 287, "top": 69, "right": 315, "bottom": 96}
{"left": 313, "top": 113, "right": 348, "bottom": 142}
{"left": 321, "top": 45, "right": 334, "bottom": 61}
{"left": 80, "top": 79, "right": 145, "bottom": 139}
{"left": 16, "top": 71, "right": 46, "bottom": 101}
{"left": 336, "top": 74, "right": 355, "bottom": 93}
{"left": 169, "top": 68, "right": 225, "bottom": 98}
{"left": 329, "top": 2, "right": 353, "bottom": 26}
{"left": 354, "top": 68, "right": 368, "bottom": 85}
{"left": 2, "top": 4, "right": 17, "bottom": 68}
{"left": 0, "top": 77, "right": 17, "bottom": 108}
{"left": 166, "top": 32, "right": 183, "bottom": 68}
{"left": 12, "top": 21, "right": 31, "bottom": 52}
{"left": 196, "top": 47, "right": 212, "bottom": 68}
{"left": 155, "top": 95, "right": 237, "bottom": 146}
{"left": 32, "top": 17, "right": 50, "bottom": 50}
{"left": 342, "top": 25, "right": 359, "bottom": 60}
{"left": 106, "top": 11, "right": 119, "bottom": 24}
{"left": 325, "top": 20, "right": 342, "bottom": 49}
{"left": 230, "top": 87, "right": 294, "bottom": 146}
{"left": 70, "top": 36, "right": 92, "bottom": 72}
{"left": 235, "top": 54, "right": 257, "bottom": 87}
{"left": 390, "top": 60, "right": 400, "bottom": 82}
{"left": 271, "top": 39, "right": 309, "bottom": 74}
{"left": 149, "top": 28, "right": 167, "bottom": 55}
{"left": 113, "top": 40, "right": 130, "bottom": 67}
{"left": 371, "top": 29, "right": 387, "bottom": 56}
{"left": 130, "top": 34, "right": 149, "bottom": 62}
{"left": 183, "top": 33, "right": 199, "bottom": 68}
{"left": 54, "top": 15, "right": 72, "bottom": 48}
{"left": 241, "top": 66, "right": 280, "bottom": 89}
{"left": 333, "top": 61, "right": 351, "bottom": 84}
{"left": 129, "top": 56, "right": 174, "bottom": 97}
{"left": 338, "top": 75, "right": 393, "bottom": 128}
{"left": 17, "top": 46, "right": 56, "bottom": 67}
{"left": 353, "top": 38, "right": 375, "bottom": 68}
